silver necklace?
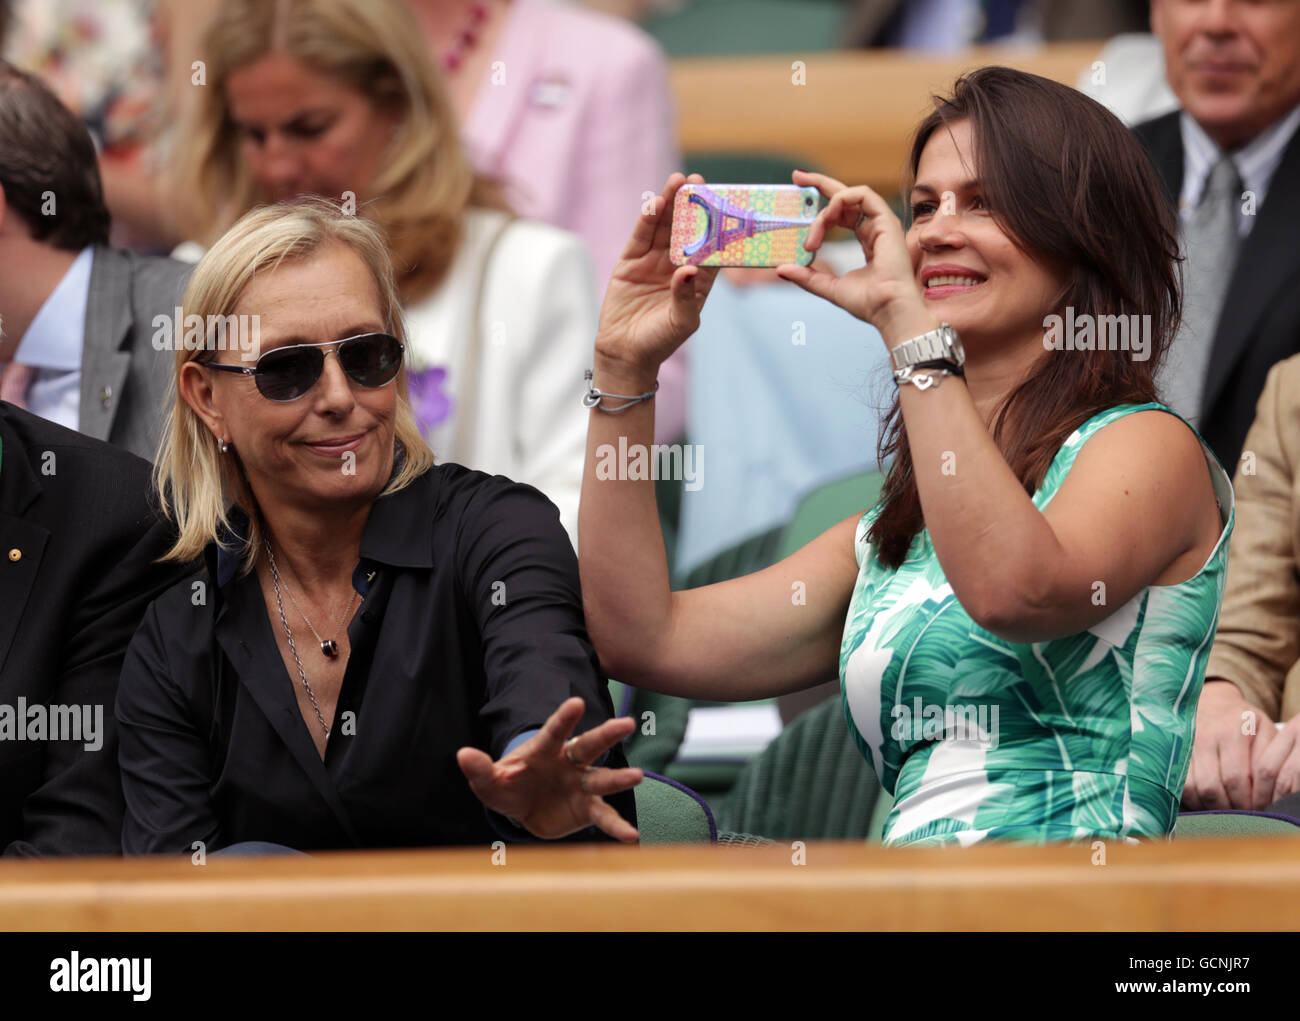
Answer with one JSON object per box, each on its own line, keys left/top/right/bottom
{"left": 270, "top": 544, "right": 358, "bottom": 658}
{"left": 264, "top": 540, "right": 339, "bottom": 740}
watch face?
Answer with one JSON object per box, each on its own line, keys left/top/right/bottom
{"left": 943, "top": 325, "right": 966, "bottom": 363}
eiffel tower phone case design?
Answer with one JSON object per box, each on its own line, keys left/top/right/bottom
{"left": 668, "top": 183, "right": 819, "bottom": 267}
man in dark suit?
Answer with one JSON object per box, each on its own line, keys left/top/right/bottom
{"left": 0, "top": 401, "right": 190, "bottom": 855}
{"left": 0, "top": 60, "right": 190, "bottom": 462}
{"left": 1133, "top": 0, "right": 1300, "bottom": 472}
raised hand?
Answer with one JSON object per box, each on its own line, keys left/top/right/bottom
{"left": 776, "top": 170, "right": 935, "bottom": 345}
{"left": 595, "top": 172, "right": 721, "bottom": 376}
{"left": 456, "top": 697, "right": 643, "bottom": 842}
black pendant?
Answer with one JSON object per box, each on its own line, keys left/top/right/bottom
{"left": 321, "top": 639, "right": 339, "bottom": 658}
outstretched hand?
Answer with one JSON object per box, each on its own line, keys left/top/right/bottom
{"left": 457, "top": 697, "right": 642, "bottom": 842}
{"left": 777, "top": 170, "right": 934, "bottom": 343}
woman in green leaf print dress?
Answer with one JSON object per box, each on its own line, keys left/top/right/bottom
{"left": 577, "top": 66, "right": 1233, "bottom": 847}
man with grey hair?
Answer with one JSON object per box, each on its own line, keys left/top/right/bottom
{"left": 1134, "top": 0, "right": 1300, "bottom": 472}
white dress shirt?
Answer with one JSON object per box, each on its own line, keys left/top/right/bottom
{"left": 11, "top": 246, "right": 94, "bottom": 430}
{"left": 1179, "top": 102, "right": 1300, "bottom": 235}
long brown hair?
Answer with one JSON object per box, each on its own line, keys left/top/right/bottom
{"left": 868, "top": 67, "right": 1182, "bottom": 568}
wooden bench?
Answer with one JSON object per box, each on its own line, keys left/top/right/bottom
{"left": 1, "top": 834, "right": 1295, "bottom": 930}
{"left": 670, "top": 42, "right": 1106, "bottom": 194}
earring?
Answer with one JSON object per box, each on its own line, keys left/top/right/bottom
{"left": 219, "top": 439, "right": 230, "bottom": 454}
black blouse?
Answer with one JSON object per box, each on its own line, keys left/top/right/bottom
{"left": 116, "top": 462, "right": 635, "bottom": 853}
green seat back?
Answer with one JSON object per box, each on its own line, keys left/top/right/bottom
{"left": 642, "top": 0, "right": 847, "bottom": 57}
{"left": 634, "top": 773, "right": 716, "bottom": 844}
{"left": 1173, "top": 811, "right": 1300, "bottom": 840}
{"left": 780, "top": 468, "right": 885, "bottom": 558}
{"left": 681, "top": 522, "right": 786, "bottom": 590}
{"left": 717, "top": 696, "right": 880, "bottom": 840}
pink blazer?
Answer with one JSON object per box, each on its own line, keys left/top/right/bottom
{"left": 460, "top": 0, "right": 687, "bottom": 441}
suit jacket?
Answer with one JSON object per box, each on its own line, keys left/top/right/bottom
{"left": 1206, "top": 354, "right": 1300, "bottom": 722}
{"left": 78, "top": 245, "right": 191, "bottom": 462}
{"left": 0, "top": 402, "right": 191, "bottom": 855}
{"left": 1133, "top": 111, "right": 1300, "bottom": 471}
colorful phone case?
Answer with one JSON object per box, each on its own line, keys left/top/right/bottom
{"left": 669, "top": 183, "right": 819, "bottom": 267}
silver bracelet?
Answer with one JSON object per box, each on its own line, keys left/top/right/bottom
{"left": 583, "top": 368, "right": 659, "bottom": 413}
{"left": 893, "top": 365, "right": 962, "bottom": 391}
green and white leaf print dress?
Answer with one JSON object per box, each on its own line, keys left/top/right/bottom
{"left": 839, "top": 403, "right": 1235, "bottom": 848}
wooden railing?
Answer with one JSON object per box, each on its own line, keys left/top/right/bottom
{"left": 670, "top": 42, "right": 1106, "bottom": 194}
{"left": 1, "top": 835, "right": 1295, "bottom": 930}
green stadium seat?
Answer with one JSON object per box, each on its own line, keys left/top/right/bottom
{"left": 780, "top": 467, "right": 885, "bottom": 558}
{"left": 1173, "top": 810, "right": 1300, "bottom": 840}
{"left": 634, "top": 772, "right": 717, "bottom": 844}
{"left": 716, "top": 696, "right": 881, "bottom": 841}
{"left": 642, "top": 0, "right": 848, "bottom": 58}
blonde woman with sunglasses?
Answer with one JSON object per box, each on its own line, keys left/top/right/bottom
{"left": 116, "top": 201, "right": 640, "bottom": 854}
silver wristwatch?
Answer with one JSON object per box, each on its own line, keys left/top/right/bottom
{"left": 889, "top": 322, "right": 966, "bottom": 374}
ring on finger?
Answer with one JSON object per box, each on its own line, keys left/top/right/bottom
{"left": 855, "top": 212, "right": 866, "bottom": 229}
{"left": 580, "top": 766, "right": 595, "bottom": 794}
{"left": 564, "top": 737, "right": 583, "bottom": 766}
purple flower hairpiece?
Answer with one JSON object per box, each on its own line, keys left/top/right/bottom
{"left": 407, "top": 365, "right": 453, "bottom": 431}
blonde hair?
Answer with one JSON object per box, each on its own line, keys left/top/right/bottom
{"left": 173, "top": 0, "right": 507, "bottom": 302}
{"left": 156, "top": 198, "right": 436, "bottom": 574}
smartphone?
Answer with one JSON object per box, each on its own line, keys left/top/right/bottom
{"left": 669, "top": 183, "right": 819, "bottom": 267}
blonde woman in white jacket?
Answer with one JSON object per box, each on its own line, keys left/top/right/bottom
{"left": 169, "top": 0, "right": 594, "bottom": 543}
{"left": 402, "top": 208, "right": 594, "bottom": 545}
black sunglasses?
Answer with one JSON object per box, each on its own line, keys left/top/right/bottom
{"left": 204, "top": 332, "right": 405, "bottom": 402}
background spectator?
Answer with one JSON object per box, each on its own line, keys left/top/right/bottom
{"left": 1188, "top": 354, "right": 1300, "bottom": 813}
{"left": 407, "top": 0, "right": 688, "bottom": 443}
{"left": 1133, "top": 0, "right": 1300, "bottom": 472}
{"left": 171, "top": 0, "right": 598, "bottom": 544}
{"left": 0, "top": 61, "right": 189, "bottom": 460}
